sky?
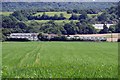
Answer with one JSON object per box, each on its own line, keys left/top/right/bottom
{"left": 1, "top": 0, "right": 120, "bottom": 2}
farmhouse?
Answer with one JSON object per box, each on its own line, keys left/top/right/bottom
{"left": 93, "top": 24, "right": 115, "bottom": 29}
{"left": 8, "top": 33, "right": 39, "bottom": 41}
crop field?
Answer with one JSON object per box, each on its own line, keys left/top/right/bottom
{"left": 2, "top": 42, "right": 118, "bottom": 78}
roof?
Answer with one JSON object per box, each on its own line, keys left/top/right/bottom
{"left": 10, "top": 33, "right": 39, "bottom": 35}
{"left": 93, "top": 24, "right": 115, "bottom": 29}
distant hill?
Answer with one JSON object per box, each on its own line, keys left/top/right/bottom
{"left": 2, "top": 2, "right": 117, "bottom": 12}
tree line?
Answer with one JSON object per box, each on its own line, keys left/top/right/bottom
{"left": 1, "top": 14, "right": 119, "bottom": 41}
{"left": 8, "top": 6, "right": 118, "bottom": 24}
{"left": 28, "top": 13, "right": 66, "bottom": 20}
{"left": 2, "top": 2, "right": 116, "bottom": 12}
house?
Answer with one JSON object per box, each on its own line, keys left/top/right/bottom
{"left": 8, "top": 33, "right": 39, "bottom": 41}
{"left": 92, "top": 24, "right": 115, "bottom": 29}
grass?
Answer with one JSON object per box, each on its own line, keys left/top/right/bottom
{"left": 2, "top": 42, "right": 118, "bottom": 78}
{"left": 87, "top": 14, "right": 99, "bottom": 18}
{"left": 27, "top": 20, "right": 79, "bottom": 24}
{"left": 87, "top": 12, "right": 102, "bottom": 18}
{"left": 33, "top": 12, "right": 72, "bottom": 19}
{"left": 0, "top": 11, "right": 100, "bottom": 18}
{"left": 0, "top": 12, "right": 13, "bottom": 16}
{"left": 33, "top": 11, "right": 100, "bottom": 19}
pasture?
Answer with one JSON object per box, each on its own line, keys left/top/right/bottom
{"left": 33, "top": 11, "right": 100, "bottom": 19}
{"left": 27, "top": 20, "right": 79, "bottom": 24}
{"left": 2, "top": 42, "right": 118, "bottom": 78}
{"left": 33, "top": 12, "right": 72, "bottom": 19}
{"left": 0, "top": 11, "right": 100, "bottom": 18}
{"left": 0, "top": 12, "right": 13, "bottom": 16}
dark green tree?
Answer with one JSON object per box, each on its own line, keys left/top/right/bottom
{"left": 98, "top": 12, "right": 109, "bottom": 22}
{"left": 12, "top": 11, "right": 28, "bottom": 21}
{"left": 109, "top": 25, "right": 116, "bottom": 33}
{"left": 59, "top": 13, "right": 66, "bottom": 20}
{"left": 53, "top": 14, "right": 59, "bottom": 20}
{"left": 79, "top": 12, "right": 88, "bottom": 20}
{"left": 99, "top": 24, "right": 109, "bottom": 33}
{"left": 116, "top": 1, "right": 120, "bottom": 33}
{"left": 69, "top": 13, "right": 78, "bottom": 20}
{"left": 63, "top": 21, "right": 77, "bottom": 35}
{"left": 41, "top": 12, "right": 49, "bottom": 20}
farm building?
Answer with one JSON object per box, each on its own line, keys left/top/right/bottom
{"left": 67, "top": 33, "right": 119, "bottom": 42}
{"left": 7, "top": 33, "right": 59, "bottom": 41}
{"left": 8, "top": 33, "right": 39, "bottom": 41}
{"left": 66, "top": 35, "right": 107, "bottom": 41}
{"left": 7, "top": 33, "right": 118, "bottom": 42}
{"left": 93, "top": 24, "right": 115, "bottom": 29}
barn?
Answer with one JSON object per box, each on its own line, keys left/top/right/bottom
{"left": 8, "top": 33, "right": 39, "bottom": 41}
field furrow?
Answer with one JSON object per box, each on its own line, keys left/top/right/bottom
{"left": 2, "top": 42, "right": 118, "bottom": 78}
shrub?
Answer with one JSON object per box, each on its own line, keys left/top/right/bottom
{"left": 6, "top": 38, "right": 30, "bottom": 41}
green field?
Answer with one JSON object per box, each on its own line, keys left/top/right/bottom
{"left": 33, "top": 12, "right": 100, "bottom": 19}
{"left": 26, "top": 11, "right": 101, "bottom": 24}
{"left": 0, "top": 11, "right": 100, "bottom": 18}
{"left": 2, "top": 42, "right": 118, "bottom": 78}
{"left": 87, "top": 12, "right": 102, "bottom": 18}
{"left": 0, "top": 12, "right": 13, "bottom": 16}
{"left": 33, "top": 12, "right": 72, "bottom": 19}
{"left": 27, "top": 20, "right": 79, "bottom": 24}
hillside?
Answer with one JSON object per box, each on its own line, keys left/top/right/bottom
{"left": 1, "top": 2, "right": 119, "bottom": 41}
{"left": 2, "top": 2, "right": 117, "bottom": 12}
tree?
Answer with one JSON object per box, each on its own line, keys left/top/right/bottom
{"left": 16, "top": 22, "right": 28, "bottom": 29}
{"left": 115, "top": 23, "right": 120, "bottom": 33}
{"left": 73, "top": 9, "right": 78, "bottom": 13}
{"left": 98, "top": 12, "right": 109, "bottom": 22}
{"left": 79, "top": 12, "right": 88, "bottom": 20}
{"left": 69, "top": 13, "right": 78, "bottom": 20}
{"left": 40, "top": 21, "right": 61, "bottom": 34}
{"left": 59, "top": 13, "right": 66, "bottom": 20}
{"left": 76, "top": 22, "right": 96, "bottom": 34}
{"left": 2, "top": 15, "right": 18, "bottom": 28}
{"left": 37, "top": 32, "right": 44, "bottom": 41}
{"left": 116, "top": 1, "right": 120, "bottom": 33}
{"left": 118, "top": 1, "right": 120, "bottom": 17}
{"left": 41, "top": 12, "right": 49, "bottom": 20}
{"left": 67, "top": 10, "right": 72, "bottom": 14}
{"left": 2, "top": 33, "right": 7, "bottom": 41}
{"left": 53, "top": 14, "right": 59, "bottom": 20}
{"left": 13, "top": 22, "right": 30, "bottom": 33}
{"left": 99, "top": 24, "right": 109, "bottom": 34}
{"left": 109, "top": 25, "right": 116, "bottom": 33}
{"left": 63, "top": 21, "right": 77, "bottom": 35}
{"left": 12, "top": 11, "right": 28, "bottom": 21}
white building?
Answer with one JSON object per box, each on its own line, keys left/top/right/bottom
{"left": 93, "top": 24, "right": 115, "bottom": 29}
{"left": 8, "top": 33, "right": 39, "bottom": 41}
{"left": 66, "top": 35, "right": 107, "bottom": 41}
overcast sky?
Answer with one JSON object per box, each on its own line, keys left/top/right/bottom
{"left": 1, "top": 0, "right": 120, "bottom": 2}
